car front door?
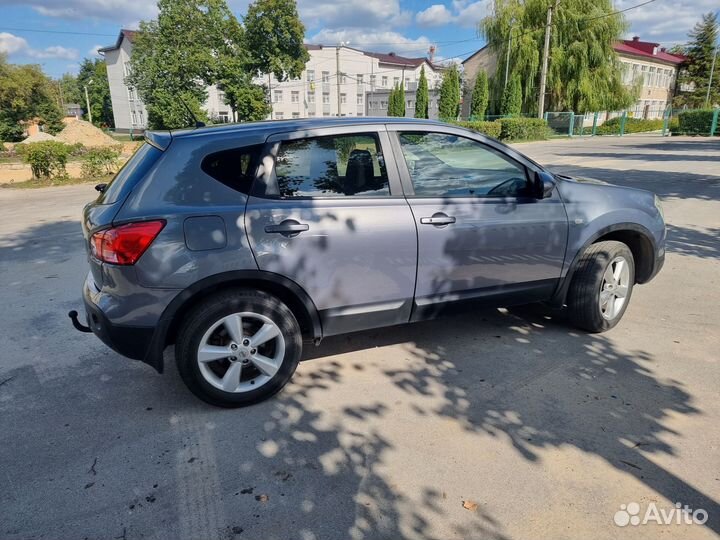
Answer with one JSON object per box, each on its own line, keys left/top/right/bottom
{"left": 388, "top": 126, "right": 569, "bottom": 319}
{"left": 244, "top": 125, "right": 417, "bottom": 335}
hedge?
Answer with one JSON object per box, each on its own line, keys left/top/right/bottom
{"left": 453, "top": 118, "right": 551, "bottom": 141}
{"left": 15, "top": 141, "right": 73, "bottom": 179}
{"left": 498, "top": 117, "right": 550, "bottom": 141}
{"left": 81, "top": 146, "right": 122, "bottom": 178}
{"left": 596, "top": 116, "right": 664, "bottom": 135}
{"left": 675, "top": 110, "right": 718, "bottom": 136}
{"left": 454, "top": 120, "right": 502, "bottom": 139}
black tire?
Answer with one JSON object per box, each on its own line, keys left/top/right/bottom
{"left": 175, "top": 288, "right": 302, "bottom": 407}
{"left": 567, "top": 241, "right": 635, "bottom": 333}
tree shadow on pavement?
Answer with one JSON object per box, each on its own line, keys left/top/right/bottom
{"left": 299, "top": 304, "right": 719, "bottom": 536}
{"left": 666, "top": 224, "right": 720, "bottom": 260}
{"left": 627, "top": 140, "right": 720, "bottom": 153}
{"left": 0, "top": 219, "right": 83, "bottom": 264}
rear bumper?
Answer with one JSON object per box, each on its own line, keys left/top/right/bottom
{"left": 83, "top": 281, "right": 155, "bottom": 362}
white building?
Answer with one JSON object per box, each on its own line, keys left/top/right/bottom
{"left": 100, "top": 30, "right": 442, "bottom": 131}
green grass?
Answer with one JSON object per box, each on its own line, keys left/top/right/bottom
{"left": 108, "top": 133, "right": 137, "bottom": 142}
{"left": 0, "top": 175, "right": 109, "bottom": 189}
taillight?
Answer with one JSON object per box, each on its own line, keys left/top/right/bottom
{"left": 90, "top": 220, "right": 166, "bottom": 265}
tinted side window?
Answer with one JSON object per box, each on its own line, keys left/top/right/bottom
{"left": 201, "top": 144, "right": 262, "bottom": 195}
{"left": 398, "top": 132, "right": 530, "bottom": 198}
{"left": 275, "top": 133, "right": 389, "bottom": 198}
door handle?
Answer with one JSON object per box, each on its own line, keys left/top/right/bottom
{"left": 265, "top": 219, "right": 310, "bottom": 237}
{"left": 420, "top": 213, "right": 456, "bottom": 226}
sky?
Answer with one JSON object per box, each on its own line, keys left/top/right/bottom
{"left": 0, "top": 0, "right": 717, "bottom": 78}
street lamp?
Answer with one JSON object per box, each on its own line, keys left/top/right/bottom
{"left": 84, "top": 79, "right": 94, "bottom": 124}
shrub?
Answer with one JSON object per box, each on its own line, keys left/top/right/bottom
{"left": 498, "top": 117, "right": 550, "bottom": 141}
{"left": 16, "top": 141, "right": 72, "bottom": 179}
{"left": 668, "top": 117, "right": 681, "bottom": 136}
{"left": 455, "top": 120, "right": 502, "bottom": 139}
{"left": 501, "top": 76, "right": 522, "bottom": 116}
{"left": 677, "top": 110, "right": 717, "bottom": 136}
{"left": 81, "top": 146, "right": 122, "bottom": 178}
{"left": 595, "top": 116, "right": 664, "bottom": 135}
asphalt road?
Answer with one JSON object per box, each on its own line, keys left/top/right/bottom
{"left": 1, "top": 135, "right": 719, "bottom": 540}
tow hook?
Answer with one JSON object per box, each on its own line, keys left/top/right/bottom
{"left": 68, "top": 310, "right": 92, "bottom": 333}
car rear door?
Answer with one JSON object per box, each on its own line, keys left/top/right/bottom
{"left": 387, "top": 125, "right": 568, "bottom": 319}
{"left": 244, "top": 125, "right": 417, "bottom": 336}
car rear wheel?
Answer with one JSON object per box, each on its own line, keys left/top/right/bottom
{"left": 567, "top": 241, "right": 635, "bottom": 333}
{"left": 175, "top": 289, "right": 302, "bottom": 407}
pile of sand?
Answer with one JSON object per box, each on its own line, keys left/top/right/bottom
{"left": 56, "top": 120, "right": 119, "bottom": 147}
{"left": 18, "top": 131, "right": 58, "bottom": 144}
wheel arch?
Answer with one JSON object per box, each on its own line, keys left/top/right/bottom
{"left": 549, "top": 223, "right": 657, "bottom": 308}
{"left": 143, "top": 271, "right": 322, "bottom": 373}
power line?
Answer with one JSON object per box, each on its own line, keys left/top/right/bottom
{"left": 0, "top": 0, "right": 660, "bottom": 54}
{"left": 500, "top": 0, "right": 661, "bottom": 44}
{"left": 0, "top": 26, "right": 116, "bottom": 37}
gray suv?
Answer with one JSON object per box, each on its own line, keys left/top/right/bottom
{"left": 70, "top": 118, "right": 666, "bottom": 407}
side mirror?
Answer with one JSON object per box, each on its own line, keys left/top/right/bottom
{"left": 535, "top": 171, "right": 555, "bottom": 199}
{"left": 95, "top": 183, "right": 107, "bottom": 193}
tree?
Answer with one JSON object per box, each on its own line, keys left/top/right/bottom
{"left": 244, "top": 0, "right": 309, "bottom": 82}
{"left": 128, "top": 0, "right": 278, "bottom": 128}
{"left": 481, "top": 0, "right": 635, "bottom": 114}
{"left": 387, "top": 83, "right": 406, "bottom": 117}
{"left": 673, "top": 12, "right": 719, "bottom": 108}
{"left": 387, "top": 86, "right": 396, "bottom": 116}
{"left": 438, "top": 64, "right": 461, "bottom": 121}
{"left": 415, "top": 65, "right": 429, "bottom": 119}
{"left": 397, "top": 82, "right": 406, "bottom": 117}
{"left": 387, "top": 85, "right": 399, "bottom": 116}
{"left": 205, "top": 3, "right": 270, "bottom": 121}
{"left": 226, "top": 82, "right": 271, "bottom": 122}
{"left": 0, "top": 54, "right": 64, "bottom": 141}
{"left": 470, "top": 71, "right": 489, "bottom": 120}
{"left": 126, "top": 0, "right": 213, "bottom": 129}
{"left": 501, "top": 75, "right": 522, "bottom": 115}
{"left": 77, "top": 59, "right": 114, "bottom": 127}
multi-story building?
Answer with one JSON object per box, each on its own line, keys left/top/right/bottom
{"left": 266, "top": 46, "right": 441, "bottom": 120}
{"left": 460, "top": 36, "right": 684, "bottom": 120}
{"left": 100, "top": 29, "right": 441, "bottom": 131}
{"left": 615, "top": 37, "right": 684, "bottom": 118}
{"left": 366, "top": 88, "right": 442, "bottom": 119}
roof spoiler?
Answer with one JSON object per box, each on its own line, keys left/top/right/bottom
{"left": 145, "top": 131, "right": 172, "bottom": 151}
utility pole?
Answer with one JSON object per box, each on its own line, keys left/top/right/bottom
{"left": 336, "top": 44, "right": 342, "bottom": 116}
{"left": 705, "top": 45, "right": 718, "bottom": 108}
{"left": 268, "top": 73, "right": 273, "bottom": 118}
{"left": 537, "top": 1, "right": 557, "bottom": 119}
{"left": 84, "top": 80, "right": 93, "bottom": 124}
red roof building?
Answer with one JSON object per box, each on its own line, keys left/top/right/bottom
{"left": 612, "top": 37, "right": 685, "bottom": 118}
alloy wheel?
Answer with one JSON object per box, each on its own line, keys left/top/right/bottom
{"left": 196, "top": 312, "right": 285, "bottom": 393}
{"left": 599, "top": 256, "right": 630, "bottom": 320}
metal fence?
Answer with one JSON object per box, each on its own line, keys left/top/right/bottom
{"left": 543, "top": 108, "right": 720, "bottom": 137}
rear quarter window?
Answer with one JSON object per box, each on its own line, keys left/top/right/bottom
{"left": 201, "top": 145, "right": 263, "bottom": 195}
{"left": 97, "top": 143, "right": 162, "bottom": 205}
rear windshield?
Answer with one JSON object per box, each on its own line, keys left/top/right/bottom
{"left": 97, "top": 143, "right": 162, "bottom": 205}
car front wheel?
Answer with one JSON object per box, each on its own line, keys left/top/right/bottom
{"left": 175, "top": 289, "right": 302, "bottom": 407}
{"left": 567, "top": 240, "right": 635, "bottom": 333}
